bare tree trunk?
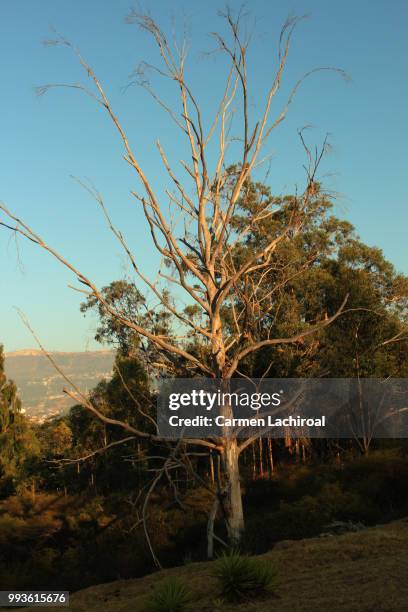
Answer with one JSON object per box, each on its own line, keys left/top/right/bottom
{"left": 207, "top": 497, "right": 219, "bottom": 559}
{"left": 209, "top": 311, "right": 246, "bottom": 544}
{"left": 223, "top": 438, "right": 244, "bottom": 545}
{"left": 259, "top": 437, "right": 264, "bottom": 478}
{"left": 362, "top": 439, "right": 371, "bottom": 455}
{"left": 209, "top": 450, "right": 215, "bottom": 485}
{"left": 285, "top": 431, "right": 293, "bottom": 455}
{"left": 268, "top": 438, "right": 274, "bottom": 475}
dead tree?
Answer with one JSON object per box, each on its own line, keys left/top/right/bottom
{"left": 0, "top": 10, "right": 348, "bottom": 545}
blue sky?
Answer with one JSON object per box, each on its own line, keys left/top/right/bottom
{"left": 0, "top": 0, "right": 407, "bottom": 352}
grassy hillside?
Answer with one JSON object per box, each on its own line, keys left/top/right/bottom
{"left": 12, "top": 518, "right": 408, "bottom": 612}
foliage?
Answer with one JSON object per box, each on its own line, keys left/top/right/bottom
{"left": 79, "top": 177, "right": 408, "bottom": 384}
{"left": 0, "top": 345, "right": 39, "bottom": 493}
{"left": 229, "top": 179, "right": 408, "bottom": 380}
{"left": 243, "top": 449, "right": 408, "bottom": 553}
{"left": 145, "top": 576, "right": 192, "bottom": 612}
{"left": 211, "top": 550, "right": 278, "bottom": 602}
{"left": 38, "top": 420, "right": 73, "bottom": 456}
{"left": 80, "top": 280, "right": 173, "bottom": 366}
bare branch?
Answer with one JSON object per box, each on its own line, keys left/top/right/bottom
{"left": 226, "top": 294, "right": 349, "bottom": 377}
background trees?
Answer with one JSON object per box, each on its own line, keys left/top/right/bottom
{"left": 225, "top": 177, "right": 408, "bottom": 379}
{"left": 0, "top": 345, "right": 39, "bottom": 495}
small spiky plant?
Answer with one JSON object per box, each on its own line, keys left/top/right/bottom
{"left": 211, "top": 551, "right": 279, "bottom": 602}
{"left": 145, "top": 576, "right": 192, "bottom": 612}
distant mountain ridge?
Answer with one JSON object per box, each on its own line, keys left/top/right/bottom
{"left": 5, "top": 349, "right": 115, "bottom": 422}
{"left": 6, "top": 349, "right": 46, "bottom": 357}
{"left": 6, "top": 349, "right": 113, "bottom": 357}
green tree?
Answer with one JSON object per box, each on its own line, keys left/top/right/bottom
{"left": 38, "top": 419, "right": 73, "bottom": 456}
{"left": 222, "top": 176, "right": 408, "bottom": 380}
{"left": 0, "top": 345, "right": 39, "bottom": 493}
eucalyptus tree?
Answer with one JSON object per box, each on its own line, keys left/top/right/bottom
{"left": 0, "top": 10, "right": 348, "bottom": 544}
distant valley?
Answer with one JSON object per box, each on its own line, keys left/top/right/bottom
{"left": 5, "top": 349, "right": 115, "bottom": 422}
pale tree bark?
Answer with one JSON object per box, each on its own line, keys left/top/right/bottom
{"left": 0, "top": 9, "right": 349, "bottom": 546}
{"left": 223, "top": 437, "right": 244, "bottom": 543}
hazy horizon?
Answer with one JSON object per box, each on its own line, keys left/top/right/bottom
{"left": 4, "top": 347, "right": 115, "bottom": 356}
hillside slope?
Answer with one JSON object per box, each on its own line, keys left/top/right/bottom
{"left": 5, "top": 350, "right": 115, "bottom": 421}
{"left": 13, "top": 518, "right": 408, "bottom": 611}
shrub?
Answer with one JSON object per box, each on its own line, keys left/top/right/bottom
{"left": 342, "top": 451, "right": 408, "bottom": 517}
{"left": 246, "top": 495, "right": 328, "bottom": 552}
{"left": 145, "top": 576, "right": 192, "bottom": 612}
{"left": 211, "top": 551, "right": 278, "bottom": 602}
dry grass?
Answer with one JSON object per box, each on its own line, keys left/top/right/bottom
{"left": 10, "top": 518, "right": 408, "bottom": 612}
